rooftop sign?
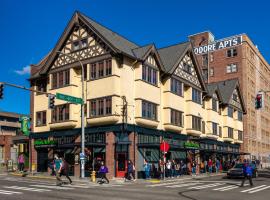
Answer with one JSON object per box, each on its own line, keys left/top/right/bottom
{"left": 193, "top": 35, "right": 243, "bottom": 55}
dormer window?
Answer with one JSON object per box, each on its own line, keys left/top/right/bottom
{"left": 73, "top": 41, "right": 80, "bottom": 51}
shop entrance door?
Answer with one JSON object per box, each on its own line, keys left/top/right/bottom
{"left": 116, "top": 153, "right": 127, "bottom": 177}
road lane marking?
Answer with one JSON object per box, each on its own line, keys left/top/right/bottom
{"left": 241, "top": 185, "right": 267, "bottom": 193}
{"left": 4, "top": 186, "right": 51, "bottom": 192}
{"left": 0, "top": 189, "right": 22, "bottom": 195}
{"left": 166, "top": 182, "right": 203, "bottom": 188}
{"left": 248, "top": 186, "right": 270, "bottom": 194}
{"left": 30, "top": 184, "right": 74, "bottom": 190}
{"left": 189, "top": 183, "right": 225, "bottom": 190}
{"left": 214, "top": 185, "right": 239, "bottom": 191}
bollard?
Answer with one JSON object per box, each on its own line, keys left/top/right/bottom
{"left": 91, "top": 171, "right": 96, "bottom": 182}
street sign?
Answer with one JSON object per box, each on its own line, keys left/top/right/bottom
{"left": 160, "top": 141, "right": 170, "bottom": 152}
{"left": 56, "top": 93, "right": 83, "bottom": 105}
{"left": 80, "top": 152, "right": 85, "bottom": 160}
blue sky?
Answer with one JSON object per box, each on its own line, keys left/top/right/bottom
{"left": 0, "top": 0, "right": 269, "bottom": 115}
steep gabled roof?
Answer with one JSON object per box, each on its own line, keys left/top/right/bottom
{"left": 78, "top": 12, "right": 139, "bottom": 58}
{"left": 158, "top": 42, "right": 190, "bottom": 73}
{"left": 210, "top": 79, "right": 246, "bottom": 113}
{"left": 132, "top": 44, "right": 153, "bottom": 60}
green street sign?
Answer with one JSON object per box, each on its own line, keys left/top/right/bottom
{"left": 56, "top": 93, "right": 83, "bottom": 105}
{"left": 34, "top": 139, "right": 57, "bottom": 147}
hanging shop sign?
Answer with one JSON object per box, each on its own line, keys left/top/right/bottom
{"left": 19, "top": 116, "right": 30, "bottom": 136}
{"left": 34, "top": 139, "right": 57, "bottom": 148}
{"left": 184, "top": 141, "right": 200, "bottom": 149}
{"left": 193, "top": 35, "right": 243, "bottom": 55}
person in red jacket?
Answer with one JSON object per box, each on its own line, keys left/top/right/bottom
{"left": 208, "top": 159, "right": 213, "bottom": 174}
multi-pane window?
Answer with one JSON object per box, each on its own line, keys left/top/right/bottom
{"left": 142, "top": 100, "right": 157, "bottom": 120}
{"left": 238, "top": 111, "right": 243, "bottom": 121}
{"left": 202, "top": 121, "right": 205, "bottom": 134}
{"left": 227, "top": 48, "right": 237, "bottom": 57}
{"left": 142, "top": 65, "right": 157, "bottom": 85}
{"left": 228, "top": 106, "right": 234, "bottom": 118}
{"left": 36, "top": 79, "right": 47, "bottom": 95}
{"left": 170, "top": 109, "right": 183, "bottom": 127}
{"left": 36, "top": 111, "right": 46, "bottom": 126}
{"left": 210, "top": 68, "right": 214, "bottom": 76}
{"left": 228, "top": 127, "right": 234, "bottom": 138}
{"left": 202, "top": 54, "right": 208, "bottom": 66}
{"left": 219, "top": 126, "right": 222, "bottom": 137}
{"left": 51, "top": 70, "right": 70, "bottom": 89}
{"left": 183, "top": 63, "right": 192, "bottom": 74}
{"left": 83, "top": 64, "right": 87, "bottom": 80}
{"left": 192, "top": 88, "right": 202, "bottom": 104}
{"left": 192, "top": 116, "right": 201, "bottom": 131}
{"left": 212, "top": 98, "right": 218, "bottom": 112}
{"left": 51, "top": 104, "right": 69, "bottom": 123}
{"left": 238, "top": 131, "right": 243, "bottom": 140}
{"left": 212, "top": 122, "right": 218, "bottom": 135}
{"left": 89, "top": 97, "right": 112, "bottom": 117}
{"left": 90, "top": 59, "right": 112, "bottom": 80}
{"left": 170, "top": 78, "right": 183, "bottom": 96}
{"left": 226, "top": 63, "right": 237, "bottom": 73}
{"left": 202, "top": 69, "right": 208, "bottom": 81}
{"left": 72, "top": 38, "right": 88, "bottom": 51}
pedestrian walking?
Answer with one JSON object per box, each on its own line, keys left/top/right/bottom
{"left": 54, "top": 154, "right": 63, "bottom": 186}
{"left": 60, "top": 157, "right": 72, "bottom": 184}
{"left": 18, "top": 153, "right": 25, "bottom": 172}
{"left": 204, "top": 159, "right": 208, "bottom": 173}
{"left": 98, "top": 161, "right": 109, "bottom": 184}
{"left": 192, "top": 160, "right": 196, "bottom": 176}
{"left": 241, "top": 162, "right": 253, "bottom": 187}
{"left": 200, "top": 160, "right": 205, "bottom": 173}
{"left": 125, "top": 160, "right": 135, "bottom": 181}
{"left": 216, "top": 159, "right": 220, "bottom": 173}
{"left": 144, "top": 160, "right": 150, "bottom": 179}
{"left": 166, "top": 160, "right": 172, "bottom": 178}
{"left": 208, "top": 158, "right": 213, "bottom": 174}
{"left": 151, "top": 163, "right": 157, "bottom": 178}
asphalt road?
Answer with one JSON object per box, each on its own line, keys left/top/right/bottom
{"left": 0, "top": 174, "right": 270, "bottom": 200}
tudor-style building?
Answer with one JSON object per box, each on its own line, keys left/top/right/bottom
{"left": 29, "top": 11, "right": 246, "bottom": 178}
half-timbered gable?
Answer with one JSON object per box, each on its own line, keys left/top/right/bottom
{"left": 158, "top": 42, "right": 206, "bottom": 91}
{"left": 173, "top": 52, "right": 201, "bottom": 88}
{"left": 52, "top": 26, "right": 109, "bottom": 69}
{"left": 229, "top": 88, "right": 242, "bottom": 110}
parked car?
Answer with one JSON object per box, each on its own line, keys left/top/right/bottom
{"left": 227, "top": 163, "right": 258, "bottom": 178}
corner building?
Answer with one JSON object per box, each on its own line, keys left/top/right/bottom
{"left": 190, "top": 31, "right": 270, "bottom": 167}
{"left": 29, "top": 12, "right": 246, "bottom": 178}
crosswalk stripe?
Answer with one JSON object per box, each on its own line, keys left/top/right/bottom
{"left": 214, "top": 185, "right": 239, "bottom": 191}
{"left": 148, "top": 181, "right": 185, "bottom": 187}
{"left": 4, "top": 186, "right": 51, "bottom": 192}
{"left": 167, "top": 182, "right": 203, "bottom": 188}
{"left": 248, "top": 186, "right": 270, "bottom": 194}
{"left": 0, "top": 189, "right": 22, "bottom": 195}
{"left": 30, "top": 185, "right": 74, "bottom": 190}
{"left": 241, "top": 185, "right": 267, "bottom": 193}
{"left": 189, "top": 183, "right": 225, "bottom": 189}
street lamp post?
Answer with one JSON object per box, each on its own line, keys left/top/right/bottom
{"left": 56, "top": 51, "right": 85, "bottom": 178}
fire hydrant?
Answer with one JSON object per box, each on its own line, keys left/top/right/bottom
{"left": 91, "top": 171, "right": 96, "bottom": 182}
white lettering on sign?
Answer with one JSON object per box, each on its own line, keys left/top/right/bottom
{"left": 193, "top": 35, "right": 243, "bottom": 55}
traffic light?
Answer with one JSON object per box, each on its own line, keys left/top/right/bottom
{"left": 255, "top": 92, "right": 264, "bottom": 109}
{"left": 0, "top": 84, "right": 4, "bottom": 99}
{"left": 48, "top": 94, "right": 55, "bottom": 109}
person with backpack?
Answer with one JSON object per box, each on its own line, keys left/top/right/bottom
{"left": 60, "top": 157, "right": 72, "bottom": 184}
{"left": 241, "top": 162, "right": 254, "bottom": 187}
{"left": 53, "top": 154, "right": 63, "bottom": 186}
{"left": 98, "top": 161, "right": 109, "bottom": 184}
{"left": 125, "top": 160, "right": 135, "bottom": 181}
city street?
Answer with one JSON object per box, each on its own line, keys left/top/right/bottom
{"left": 0, "top": 174, "right": 270, "bottom": 200}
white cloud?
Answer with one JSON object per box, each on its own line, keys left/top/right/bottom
{"left": 14, "top": 66, "right": 31, "bottom": 75}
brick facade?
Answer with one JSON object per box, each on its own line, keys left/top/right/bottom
{"left": 191, "top": 31, "right": 270, "bottom": 165}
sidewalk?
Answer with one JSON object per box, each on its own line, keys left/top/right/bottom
{"left": 8, "top": 171, "right": 226, "bottom": 185}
